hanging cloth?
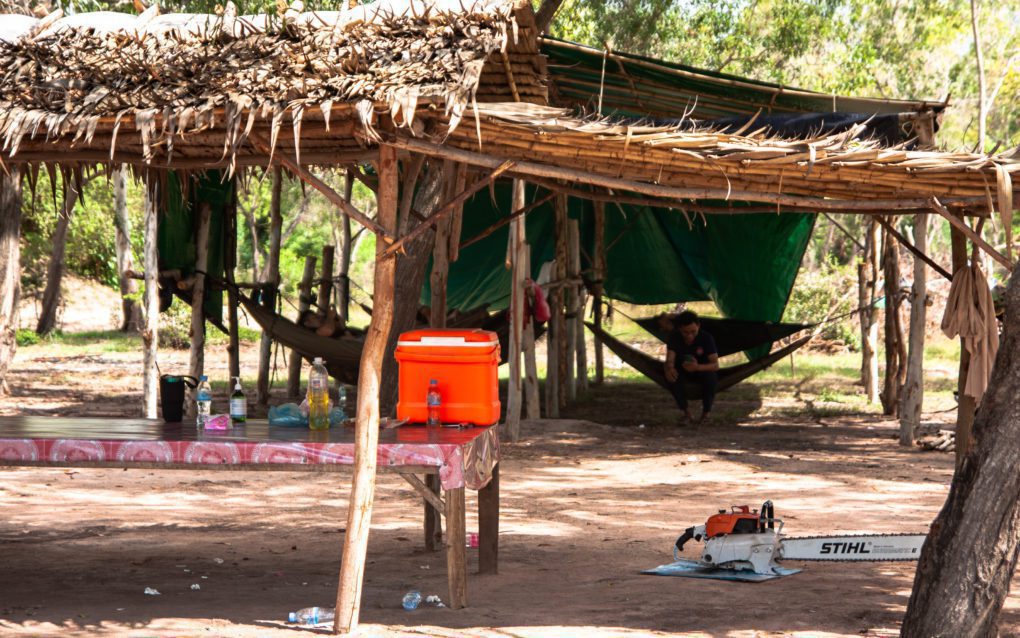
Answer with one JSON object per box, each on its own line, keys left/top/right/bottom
{"left": 941, "top": 261, "right": 999, "bottom": 401}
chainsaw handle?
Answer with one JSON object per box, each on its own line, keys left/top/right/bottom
{"left": 675, "top": 526, "right": 698, "bottom": 552}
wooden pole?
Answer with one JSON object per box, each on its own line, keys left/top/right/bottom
{"left": 287, "top": 255, "right": 317, "bottom": 399}
{"left": 900, "top": 213, "right": 928, "bottom": 445}
{"left": 523, "top": 248, "right": 541, "bottom": 420}
{"left": 113, "top": 165, "right": 142, "bottom": 332}
{"left": 553, "top": 194, "right": 568, "bottom": 411}
{"left": 142, "top": 177, "right": 159, "bottom": 419}
{"left": 951, "top": 227, "right": 976, "bottom": 468}
{"left": 593, "top": 200, "right": 606, "bottom": 384}
{"left": 334, "top": 143, "right": 399, "bottom": 634}
{"left": 429, "top": 161, "right": 454, "bottom": 329}
{"left": 320, "top": 244, "right": 336, "bottom": 317}
{"left": 226, "top": 184, "right": 240, "bottom": 380}
{"left": 256, "top": 167, "right": 283, "bottom": 408}
{"left": 859, "top": 218, "right": 880, "bottom": 403}
{"left": 186, "top": 201, "right": 212, "bottom": 417}
{"left": 880, "top": 223, "right": 906, "bottom": 416}
{"left": 339, "top": 171, "right": 354, "bottom": 323}
{"left": 0, "top": 168, "right": 22, "bottom": 396}
{"left": 36, "top": 177, "right": 80, "bottom": 336}
{"left": 573, "top": 218, "right": 588, "bottom": 395}
{"left": 565, "top": 219, "right": 579, "bottom": 402}
{"left": 504, "top": 178, "right": 527, "bottom": 442}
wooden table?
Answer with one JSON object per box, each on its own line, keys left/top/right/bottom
{"left": 0, "top": 416, "right": 500, "bottom": 609}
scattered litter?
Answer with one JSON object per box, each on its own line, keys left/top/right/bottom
{"left": 425, "top": 595, "right": 445, "bottom": 608}
{"left": 143, "top": 588, "right": 160, "bottom": 596}
{"left": 213, "top": 558, "right": 224, "bottom": 564}
{"left": 190, "top": 584, "right": 201, "bottom": 590}
{"left": 183, "top": 569, "right": 191, "bottom": 573}
{"left": 116, "top": 608, "right": 125, "bottom": 612}
{"left": 686, "top": 455, "right": 700, "bottom": 463}
{"left": 174, "top": 564, "right": 186, "bottom": 568}
{"left": 302, "top": 582, "right": 308, "bottom": 586}
{"left": 419, "top": 564, "right": 430, "bottom": 570}
{"left": 201, "top": 576, "right": 208, "bottom": 579}
{"left": 637, "top": 424, "right": 646, "bottom": 429}
{"left": 465, "top": 533, "right": 479, "bottom": 548}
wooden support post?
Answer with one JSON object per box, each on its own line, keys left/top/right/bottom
{"left": 523, "top": 248, "right": 541, "bottom": 420}
{"left": 429, "top": 162, "right": 454, "bottom": 329}
{"left": 553, "top": 194, "right": 569, "bottom": 411}
{"left": 859, "top": 218, "right": 880, "bottom": 403}
{"left": 37, "top": 177, "right": 80, "bottom": 336}
{"left": 478, "top": 463, "right": 499, "bottom": 574}
{"left": 445, "top": 487, "right": 467, "bottom": 609}
{"left": 573, "top": 217, "right": 588, "bottom": 395}
{"left": 113, "top": 166, "right": 142, "bottom": 333}
{"left": 186, "top": 202, "right": 212, "bottom": 417}
{"left": 544, "top": 300, "right": 559, "bottom": 419}
{"left": 287, "top": 255, "right": 317, "bottom": 400}
{"left": 141, "top": 177, "right": 159, "bottom": 419}
{"left": 880, "top": 222, "right": 906, "bottom": 416}
{"left": 0, "top": 168, "right": 22, "bottom": 396}
{"left": 227, "top": 186, "right": 240, "bottom": 380}
{"left": 565, "top": 219, "right": 579, "bottom": 402}
{"left": 320, "top": 244, "right": 336, "bottom": 315}
{"left": 504, "top": 179, "right": 527, "bottom": 442}
{"left": 951, "top": 227, "right": 976, "bottom": 468}
{"left": 423, "top": 473, "right": 442, "bottom": 551}
{"left": 900, "top": 213, "right": 928, "bottom": 445}
{"left": 334, "top": 144, "right": 399, "bottom": 635}
{"left": 593, "top": 200, "right": 606, "bottom": 385}
{"left": 257, "top": 168, "right": 283, "bottom": 408}
{"left": 338, "top": 171, "right": 354, "bottom": 324}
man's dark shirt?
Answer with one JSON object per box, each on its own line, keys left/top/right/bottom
{"left": 667, "top": 329, "right": 718, "bottom": 366}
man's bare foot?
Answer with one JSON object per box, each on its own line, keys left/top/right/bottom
{"left": 696, "top": 411, "right": 712, "bottom": 426}
{"left": 678, "top": 410, "right": 694, "bottom": 427}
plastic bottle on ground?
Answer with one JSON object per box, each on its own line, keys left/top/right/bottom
{"left": 196, "top": 375, "right": 212, "bottom": 427}
{"left": 229, "top": 377, "right": 247, "bottom": 423}
{"left": 308, "top": 357, "right": 330, "bottom": 430}
{"left": 402, "top": 590, "right": 422, "bottom": 610}
{"left": 426, "top": 379, "right": 441, "bottom": 427}
{"left": 287, "top": 606, "right": 334, "bottom": 625}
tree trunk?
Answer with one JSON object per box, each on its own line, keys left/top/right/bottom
{"left": 141, "top": 178, "right": 159, "bottom": 418}
{"left": 378, "top": 162, "right": 444, "bottom": 417}
{"left": 338, "top": 170, "right": 354, "bottom": 323}
{"left": 287, "top": 255, "right": 316, "bottom": 399}
{"left": 565, "top": 219, "right": 578, "bottom": 402}
{"left": 880, "top": 226, "right": 906, "bottom": 416}
{"left": 859, "top": 219, "right": 880, "bottom": 403}
{"left": 37, "top": 178, "right": 79, "bottom": 336}
{"left": 593, "top": 200, "right": 606, "bottom": 384}
{"left": 186, "top": 202, "right": 212, "bottom": 417}
{"left": 951, "top": 228, "right": 977, "bottom": 467}
{"left": 554, "top": 194, "right": 569, "bottom": 410}
{"left": 113, "top": 166, "right": 142, "bottom": 333}
{"left": 899, "top": 213, "right": 928, "bottom": 445}
{"left": 900, "top": 266, "right": 1020, "bottom": 638}
{"left": 0, "top": 168, "right": 22, "bottom": 396}
{"left": 256, "top": 167, "right": 283, "bottom": 408}
{"left": 334, "top": 143, "right": 399, "bottom": 634}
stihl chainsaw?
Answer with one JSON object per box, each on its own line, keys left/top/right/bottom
{"left": 674, "top": 500, "right": 927, "bottom": 575}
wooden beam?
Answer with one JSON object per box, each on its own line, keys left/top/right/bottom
{"left": 445, "top": 487, "right": 467, "bottom": 609}
{"left": 874, "top": 214, "right": 953, "bottom": 280}
{"left": 248, "top": 132, "right": 393, "bottom": 241}
{"left": 932, "top": 198, "right": 1013, "bottom": 271}
{"left": 459, "top": 190, "right": 556, "bottom": 251}
{"left": 380, "top": 160, "right": 516, "bottom": 259}
{"left": 478, "top": 464, "right": 499, "bottom": 574}
{"left": 385, "top": 134, "right": 999, "bottom": 214}
{"left": 334, "top": 143, "right": 399, "bottom": 635}
{"left": 423, "top": 474, "right": 443, "bottom": 551}
{"left": 399, "top": 472, "right": 445, "bottom": 513}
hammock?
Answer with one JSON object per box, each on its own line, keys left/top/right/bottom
{"left": 585, "top": 321, "right": 813, "bottom": 399}
{"left": 631, "top": 313, "right": 811, "bottom": 358}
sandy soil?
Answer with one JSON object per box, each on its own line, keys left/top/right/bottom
{"left": 2, "top": 292, "right": 1019, "bottom": 637}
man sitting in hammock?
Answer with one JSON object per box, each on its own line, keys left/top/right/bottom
{"left": 664, "top": 311, "right": 720, "bottom": 426}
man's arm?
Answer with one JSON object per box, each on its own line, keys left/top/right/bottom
{"left": 698, "top": 353, "right": 720, "bottom": 372}
{"left": 664, "top": 349, "right": 679, "bottom": 382}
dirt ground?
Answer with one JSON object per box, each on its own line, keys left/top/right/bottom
{"left": 2, "top": 339, "right": 1020, "bottom": 638}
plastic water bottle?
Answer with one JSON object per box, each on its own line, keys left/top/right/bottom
{"left": 308, "top": 357, "right": 330, "bottom": 431}
{"left": 337, "top": 384, "right": 348, "bottom": 418}
{"left": 287, "top": 606, "right": 334, "bottom": 625}
{"left": 196, "top": 375, "right": 212, "bottom": 427}
{"left": 229, "top": 377, "right": 247, "bottom": 423}
{"left": 401, "top": 590, "right": 422, "bottom": 610}
{"left": 426, "top": 379, "right": 441, "bottom": 427}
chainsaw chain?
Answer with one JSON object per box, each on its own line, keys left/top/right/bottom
{"left": 782, "top": 533, "right": 926, "bottom": 563}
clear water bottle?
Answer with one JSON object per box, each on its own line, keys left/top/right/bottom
{"left": 229, "top": 377, "right": 247, "bottom": 423}
{"left": 308, "top": 357, "right": 330, "bottom": 431}
{"left": 287, "top": 606, "right": 334, "bottom": 625}
{"left": 337, "top": 384, "right": 348, "bottom": 418}
{"left": 401, "top": 590, "right": 422, "bottom": 610}
{"left": 196, "top": 375, "right": 212, "bottom": 427}
{"left": 426, "top": 379, "right": 441, "bottom": 427}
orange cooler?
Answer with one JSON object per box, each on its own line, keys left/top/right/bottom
{"left": 395, "top": 329, "right": 501, "bottom": 426}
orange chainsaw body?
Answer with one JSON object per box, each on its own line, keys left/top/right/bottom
{"left": 705, "top": 505, "right": 760, "bottom": 538}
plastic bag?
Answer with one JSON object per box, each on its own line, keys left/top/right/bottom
{"left": 268, "top": 403, "right": 308, "bottom": 427}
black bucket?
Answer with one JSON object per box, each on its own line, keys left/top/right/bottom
{"left": 159, "top": 375, "right": 197, "bottom": 423}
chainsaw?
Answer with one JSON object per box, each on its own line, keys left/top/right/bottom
{"left": 674, "top": 500, "right": 927, "bottom": 575}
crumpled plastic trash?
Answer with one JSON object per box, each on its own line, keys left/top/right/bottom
{"left": 269, "top": 403, "right": 346, "bottom": 428}
{"left": 203, "top": 414, "right": 232, "bottom": 430}
{"left": 425, "top": 595, "right": 446, "bottom": 608}
{"left": 143, "top": 587, "right": 160, "bottom": 596}
{"left": 190, "top": 584, "right": 201, "bottom": 590}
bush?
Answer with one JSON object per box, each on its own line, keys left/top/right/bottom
{"left": 158, "top": 300, "right": 192, "bottom": 349}
{"left": 15, "top": 329, "right": 39, "bottom": 347}
{"left": 784, "top": 257, "right": 859, "bottom": 350}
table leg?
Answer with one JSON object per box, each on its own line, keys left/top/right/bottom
{"left": 478, "top": 462, "right": 499, "bottom": 574}
{"left": 445, "top": 486, "right": 467, "bottom": 609}
{"left": 424, "top": 473, "right": 442, "bottom": 551}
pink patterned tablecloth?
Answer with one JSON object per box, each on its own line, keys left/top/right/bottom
{"left": 0, "top": 417, "right": 499, "bottom": 491}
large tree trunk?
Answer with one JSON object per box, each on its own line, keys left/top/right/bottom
{"left": 256, "top": 167, "right": 283, "bottom": 407}
{"left": 0, "top": 168, "right": 22, "bottom": 396}
{"left": 113, "top": 166, "right": 142, "bottom": 333}
{"left": 900, "top": 266, "right": 1020, "bottom": 638}
{"left": 859, "top": 218, "right": 880, "bottom": 403}
{"left": 186, "top": 202, "right": 212, "bottom": 417}
{"left": 880, "top": 226, "right": 907, "bottom": 415}
{"left": 141, "top": 178, "right": 159, "bottom": 418}
{"left": 899, "top": 213, "right": 928, "bottom": 445}
{"left": 378, "top": 162, "right": 444, "bottom": 416}
{"left": 36, "top": 178, "right": 79, "bottom": 336}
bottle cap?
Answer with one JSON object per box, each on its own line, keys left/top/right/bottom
{"left": 430, "top": 379, "right": 438, "bottom": 384}
{"left": 233, "top": 377, "right": 241, "bottom": 390}
{"left": 313, "top": 357, "right": 323, "bottom": 365}
{"left": 200, "top": 375, "right": 208, "bottom": 381}
{"left": 288, "top": 612, "right": 297, "bottom": 623}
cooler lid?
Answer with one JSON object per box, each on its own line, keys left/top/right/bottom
{"left": 397, "top": 329, "right": 498, "bottom": 347}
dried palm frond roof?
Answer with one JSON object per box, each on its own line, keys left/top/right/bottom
{"left": 0, "top": 0, "right": 545, "bottom": 166}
